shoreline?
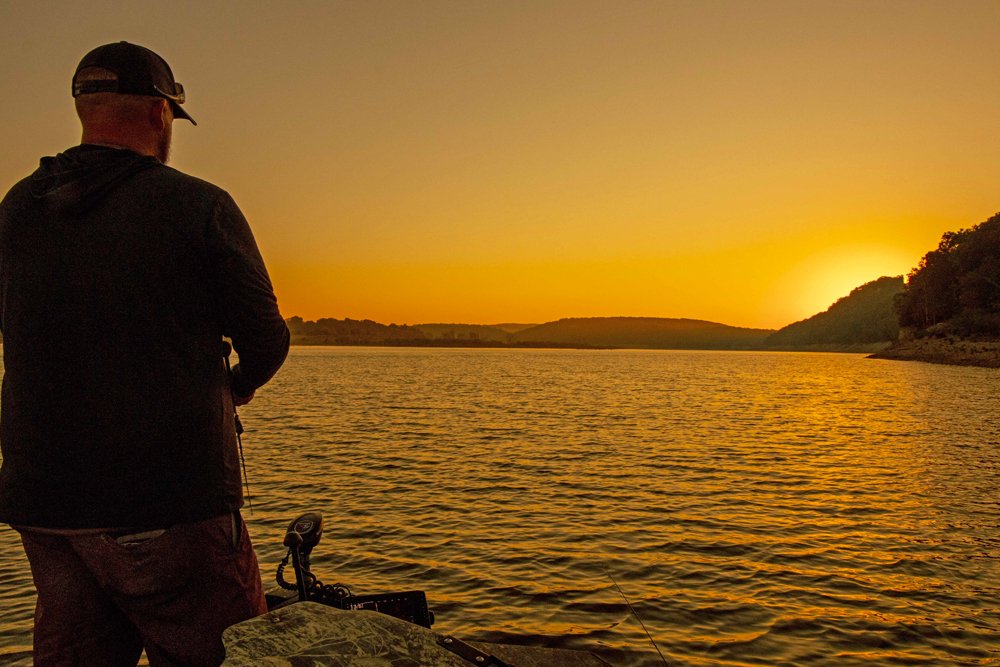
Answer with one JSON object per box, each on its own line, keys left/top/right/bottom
{"left": 287, "top": 340, "right": 892, "bottom": 353}
{"left": 288, "top": 338, "right": 614, "bottom": 350}
{"left": 868, "top": 337, "right": 1000, "bottom": 368}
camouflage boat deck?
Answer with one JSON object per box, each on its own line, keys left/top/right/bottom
{"left": 222, "top": 601, "right": 611, "bottom": 666}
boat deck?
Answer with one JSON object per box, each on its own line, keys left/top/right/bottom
{"left": 222, "top": 601, "right": 611, "bottom": 666}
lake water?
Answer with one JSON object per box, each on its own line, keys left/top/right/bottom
{"left": 0, "top": 347, "right": 998, "bottom": 666}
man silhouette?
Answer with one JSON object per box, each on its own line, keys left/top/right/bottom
{"left": 0, "top": 42, "right": 289, "bottom": 665}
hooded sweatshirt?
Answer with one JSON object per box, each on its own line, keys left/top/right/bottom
{"left": 0, "top": 145, "right": 289, "bottom": 529}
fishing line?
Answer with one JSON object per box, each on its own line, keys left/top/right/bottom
{"left": 605, "top": 567, "right": 670, "bottom": 667}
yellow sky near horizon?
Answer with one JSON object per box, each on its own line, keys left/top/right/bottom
{"left": 2, "top": 1, "right": 999, "bottom": 329}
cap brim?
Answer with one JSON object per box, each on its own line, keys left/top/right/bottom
{"left": 168, "top": 100, "right": 196, "bottom": 126}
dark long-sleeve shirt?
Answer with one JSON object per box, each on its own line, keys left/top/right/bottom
{"left": 0, "top": 145, "right": 289, "bottom": 529}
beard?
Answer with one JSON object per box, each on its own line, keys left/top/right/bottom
{"left": 156, "top": 123, "right": 172, "bottom": 164}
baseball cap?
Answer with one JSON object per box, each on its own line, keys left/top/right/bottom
{"left": 72, "top": 41, "right": 196, "bottom": 125}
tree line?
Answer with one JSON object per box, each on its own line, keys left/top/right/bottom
{"left": 897, "top": 213, "right": 1000, "bottom": 336}
{"left": 285, "top": 316, "right": 425, "bottom": 345}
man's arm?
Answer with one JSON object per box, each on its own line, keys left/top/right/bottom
{"left": 208, "top": 192, "right": 289, "bottom": 397}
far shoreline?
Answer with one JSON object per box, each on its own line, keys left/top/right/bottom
{"left": 868, "top": 338, "right": 1000, "bottom": 369}
{"left": 288, "top": 338, "right": 614, "bottom": 350}
{"left": 289, "top": 339, "right": 1000, "bottom": 368}
{"left": 287, "top": 340, "right": 890, "bottom": 354}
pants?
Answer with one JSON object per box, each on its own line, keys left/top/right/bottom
{"left": 19, "top": 512, "right": 267, "bottom": 667}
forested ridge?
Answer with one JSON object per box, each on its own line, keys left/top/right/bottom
{"left": 867, "top": 213, "right": 1000, "bottom": 367}
{"left": 896, "top": 213, "right": 1000, "bottom": 337}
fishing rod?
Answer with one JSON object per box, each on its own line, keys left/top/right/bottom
{"left": 605, "top": 567, "right": 671, "bottom": 667}
{"left": 222, "top": 340, "right": 253, "bottom": 514}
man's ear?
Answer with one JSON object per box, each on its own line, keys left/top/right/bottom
{"left": 149, "top": 99, "right": 169, "bottom": 130}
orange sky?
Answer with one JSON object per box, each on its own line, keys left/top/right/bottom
{"left": 2, "top": 1, "right": 999, "bottom": 329}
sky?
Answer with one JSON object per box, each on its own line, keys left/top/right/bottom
{"left": 2, "top": 1, "right": 999, "bottom": 330}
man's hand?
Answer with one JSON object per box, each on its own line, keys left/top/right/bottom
{"left": 233, "top": 390, "right": 255, "bottom": 406}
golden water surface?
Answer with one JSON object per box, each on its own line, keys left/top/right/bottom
{"left": 0, "top": 348, "right": 998, "bottom": 666}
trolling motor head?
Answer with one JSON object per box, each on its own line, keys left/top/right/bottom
{"left": 284, "top": 511, "right": 323, "bottom": 552}
{"left": 278, "top": 511, "right": 324, "bottom": 602}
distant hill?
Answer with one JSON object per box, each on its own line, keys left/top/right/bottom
{"left": 413, "top": 323, "right": 513, "bottom": 343}
{"left": 284, "top": 278, "right": 914, "bottom": 352}
{"left": 511, "top": 317, "right": 773, "bottom": 349}
{"left": 765, "top": 276, "right": 904, "bottom": 349}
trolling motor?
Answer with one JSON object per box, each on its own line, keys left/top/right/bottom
{"left": 276, "top": 512, "right": 328, "bottom": 602}
{"left": 269, "top": 511, "right": 434, "bottom": 628}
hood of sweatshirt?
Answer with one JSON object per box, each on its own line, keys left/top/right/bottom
{"left": 28, "top": 144, "right": 160, "bottom": 215}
